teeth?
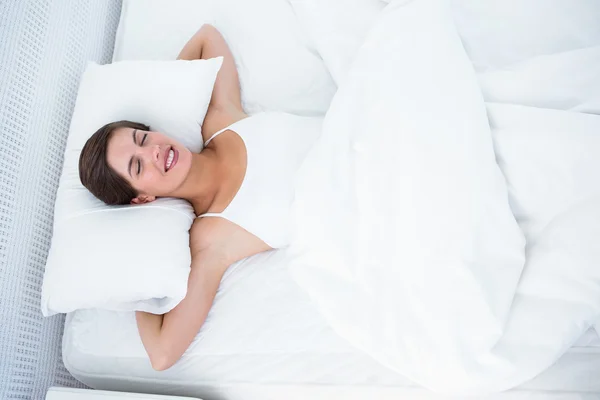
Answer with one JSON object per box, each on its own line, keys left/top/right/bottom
{"left": 166, "top": 149, "right": 174, "bottom": 170}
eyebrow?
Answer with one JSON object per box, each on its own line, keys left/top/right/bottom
{"left": 128, "top": 129, "right": 137, "bottom": 178}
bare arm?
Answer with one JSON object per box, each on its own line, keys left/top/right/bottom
{"left": 135, "top": 248, "right": 228, "bottom": 371}
{"left": 177, "top": 24, "right": 246, "bottom": 140}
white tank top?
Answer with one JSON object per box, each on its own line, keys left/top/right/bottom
{"left": 197, "top": 112, "right": 322, "bottom": 248}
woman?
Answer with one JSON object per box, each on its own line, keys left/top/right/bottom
{"left": 79, "top": 25, "right": 300, "bottom": 370}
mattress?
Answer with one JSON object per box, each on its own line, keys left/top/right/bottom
{"left": 63, "top": 250, "right": 600, "bottom": 400}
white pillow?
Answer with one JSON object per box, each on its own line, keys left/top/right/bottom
{"left": 41, "top": 58, "right": 223, "bottom": 316}
{"left": 290, "top": 0, "right": 385, "bottom": 86}
{"left": 112, "top": 0, "right": 336, "bottom": 116}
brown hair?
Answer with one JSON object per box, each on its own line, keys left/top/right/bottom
{"left": 79, "top": 120, "right": 150, "bottom": 205}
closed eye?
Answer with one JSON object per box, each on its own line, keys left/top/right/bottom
{"left": 137, "top": 159, "right": 141, "bottom": 176}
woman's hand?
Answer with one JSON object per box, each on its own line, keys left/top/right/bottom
{"left": 135, "top": 250, "right": 229, "bottom": 371}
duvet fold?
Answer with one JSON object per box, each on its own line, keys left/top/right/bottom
{"left": 288, "top": 0, "right": 600, "bottom": 394}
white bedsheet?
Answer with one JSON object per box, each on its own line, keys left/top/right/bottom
{"left": 62, "top": 249, "right": 600, "bottom": 399}
{"left": 452, "top": 0, "right": 600, "bottom": 72}
{"left": 287, "top": 0, "right": 600, "bottom": 395}
{"left": 478, "top": 46, "right": 600, "bottom": 114}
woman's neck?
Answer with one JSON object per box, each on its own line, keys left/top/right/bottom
{"left": 172, "top": 151, "right": 221, "bottom": 214}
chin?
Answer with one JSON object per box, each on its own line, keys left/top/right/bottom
{"left": 165, "top": 153, "right": 192, "bottom": 193}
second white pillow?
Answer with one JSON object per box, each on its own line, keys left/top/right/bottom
{"left": 290, "top": 0, "right": 385, "bottom": 86}
{"left": 112, "top": 0, "right": 337, "bottom": 116}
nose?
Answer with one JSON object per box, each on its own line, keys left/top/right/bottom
{"left": 152, "top": 145, "right": 160, "bottom": 163}
{"left": 138, "top": 145, "right": 161, "bottom": 165}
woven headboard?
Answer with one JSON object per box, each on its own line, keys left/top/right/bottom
{"left": 0, "top": 1, "right": 122, "bottom": 398}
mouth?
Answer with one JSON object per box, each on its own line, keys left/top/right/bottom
{"left": 165, "top": 146, "right": 178, "bottom": 172}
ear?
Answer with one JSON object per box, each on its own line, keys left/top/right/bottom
{"left": 130, "top": 195, "right": 156, "bottom": 205}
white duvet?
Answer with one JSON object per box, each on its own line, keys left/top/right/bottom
{"left": 288, "top": 0, "right": 600, "bottom": 394}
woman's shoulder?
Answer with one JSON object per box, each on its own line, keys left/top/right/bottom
{"left": 189, "top": 217, "right": 229, "bottom": 253}
{"left": 190, "top": 216, "right": 269, "bottom": 265}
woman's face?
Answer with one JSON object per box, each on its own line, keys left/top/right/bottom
{"left": 106, "top": 127, "right": 193, "bottom": 203}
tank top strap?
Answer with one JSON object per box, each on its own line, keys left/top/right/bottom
{"left": 204, "top": 126, "right": 231, "bottom": 147}
{"left": 196, "top": 212, "right": 223, "bottom": 219}
{"left": 204, "top": 116, "right": 251, "bottom": 147}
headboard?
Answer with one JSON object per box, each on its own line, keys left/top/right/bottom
{"left": 0, "top": 1, "right": 122, "bottom": 398}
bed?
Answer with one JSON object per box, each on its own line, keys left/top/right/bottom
{"left": 60, "top": 0, "right": 600, "bottom": 398}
